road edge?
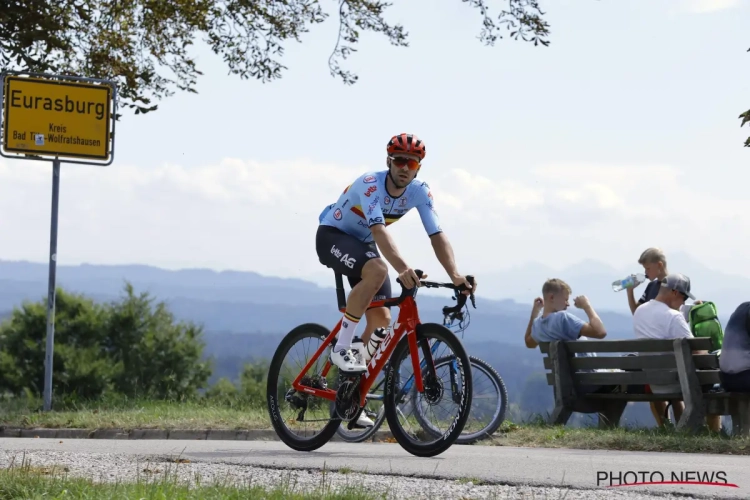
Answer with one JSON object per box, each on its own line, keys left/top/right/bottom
{"left": 0, "top": 427, "right": 394, "bottom": 441}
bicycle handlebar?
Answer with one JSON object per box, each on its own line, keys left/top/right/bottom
{"left": 386, "top": 269, "right": 476, "bottom": 309}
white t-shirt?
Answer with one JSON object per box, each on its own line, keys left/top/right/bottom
{"left": 633, "top": 300, "right": 693, "bottom": 340}
{"left": 632, "top": 300, "right": 693, "bottom": 395}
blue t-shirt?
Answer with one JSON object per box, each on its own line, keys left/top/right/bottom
{"left": 318, "top": 170, "right": 442, "bottom": 243}
{"left": 531, "top": 311, "right": 597, "bottom": 367}
{"left": 531, "top": 311, "right": 587, "bottom": 343}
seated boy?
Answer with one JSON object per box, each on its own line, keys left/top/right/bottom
{"left": 524, "top": 278, "right": 607, "bottom": 348}
{"left": 524, "top": 279, "right": 613, "bottom": 394}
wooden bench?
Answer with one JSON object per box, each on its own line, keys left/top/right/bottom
{"left": 538, "top": 338, "right": 750, "bottom": 436}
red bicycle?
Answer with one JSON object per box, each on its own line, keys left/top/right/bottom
{"left": 266, "top": 270, "right": 475, "bottom": 457}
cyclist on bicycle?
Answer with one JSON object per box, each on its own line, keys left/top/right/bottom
{"left": 316, "top": 132, "right": 477, "bottom": 376}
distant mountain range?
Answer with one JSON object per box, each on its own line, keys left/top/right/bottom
{"left": 3, "top": 253, "right": 746, "bottom": 334}
{"left": 1, "top": 258, "right": 643, "bottom": 344}
{"left": 471, "top": 251, "right": 749, "bottom": 320}
{"left": 3, "top": 257, "right": 728, "bottom": 428}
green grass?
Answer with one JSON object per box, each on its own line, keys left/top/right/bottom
{"left": 0, "top": 456, "right": 380, "bottom": 499}
{"left": 0, "top": 396, "right": 272, "bottom": 431}
{"left": 486, "top": 419, "right": 750, "bottom": 455}
{"left": 3, "top": 396, "right": 750, "bottom": 456}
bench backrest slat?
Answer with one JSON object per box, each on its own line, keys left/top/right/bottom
{"left": 537, "top": 338, "right": 713, "bottom": 354}
{"left": 545, "top": 370, "right": 721, "bottom": 386}
{"left": 541, "top": 353, "right": 719, "bottom": 371}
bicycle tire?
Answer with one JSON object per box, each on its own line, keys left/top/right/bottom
{"left": 266, "top": 323, "right": 341, "bottom": 452}
{"left": 414, "top": 355, "right": 507, "bottom": 444}
{"left": 455, "top": 356, "right": 507, "bottom": 444}
{"left": 383, "top": 322, "right": 473, "bottom": 457}
{"left": 334, "top": 375, "right": 388, "bottom": 443}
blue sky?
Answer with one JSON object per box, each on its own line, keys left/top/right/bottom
{"left": 1, "top": 0, "right": 749, "bottom": 292}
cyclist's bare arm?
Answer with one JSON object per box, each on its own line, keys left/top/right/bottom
{"left": 430, "top": 232, "right": 461, "bottom": 281}
{"left": 370, "top": 224, "right": 409, "bottom": 274}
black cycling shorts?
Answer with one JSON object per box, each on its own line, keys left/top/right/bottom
{"left": 315, "top": 225, "right": 392, "bottom": 304}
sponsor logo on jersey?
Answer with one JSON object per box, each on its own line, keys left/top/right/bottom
{"left": 333, "top": 208, "right": 342, "bottom": 220}
{"left": 367, "top": 196, "right": 379, "bottom": 215}
{"left": 384, "top": 196, "right": 391, "bottom": 205}
{"left": 399, "top": 197, "right": 407, "bottom": 207}
{"left": 364, "top": 185, "right": 377, "bottom": 197}
{"left": 363, "top": 175, "right": 377, "bottom": 183}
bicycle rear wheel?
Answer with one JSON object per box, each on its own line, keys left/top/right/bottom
{"left": 383, "top": 323, "right": 473, "bottom": 457}
{"left": 266, "top": 323, "right": 341, "bottom": 452}
{"left": 414, "top": 355, "right": 507, "bottom": 444}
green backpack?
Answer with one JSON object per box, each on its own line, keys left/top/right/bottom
{"left": 688, "top": 301, "right": 724, "bottom": 350}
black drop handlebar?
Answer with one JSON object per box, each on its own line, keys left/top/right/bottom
{"left": 386, "top": 269, "right": 476, "bottom": 310}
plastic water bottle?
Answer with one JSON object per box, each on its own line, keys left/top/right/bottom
{"left": 364, "top": 327, "right": 388, "bottom": 362}
{"left": 612, "top": 273, "right": 646, "bottom": 292}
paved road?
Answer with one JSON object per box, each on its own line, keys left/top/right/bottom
{"left": 0, "top": 438, "right": 747, "bottom": 498}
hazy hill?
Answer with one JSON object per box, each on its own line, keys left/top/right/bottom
{"left": 476, "top": 252, "right": 748, "bottom": 319}
{"left": 0, "top": 259, "right": 639, "bottom": 343}
{"left": 0, "top": 258, "right": 699, "bottom": 428}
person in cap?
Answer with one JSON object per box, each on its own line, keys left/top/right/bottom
{"left": 632, "top": 274, "right": 697, "bottom": 426}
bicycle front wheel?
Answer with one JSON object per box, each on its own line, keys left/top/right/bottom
{"left": 383, "top": 322, "right": 473, "bottom": 457}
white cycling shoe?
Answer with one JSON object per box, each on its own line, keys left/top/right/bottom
{"left": 330, "top": 338, "right": 366, "bottom": 373}
{"left": 356, "top": 413, "right": 375, "bottom": 427}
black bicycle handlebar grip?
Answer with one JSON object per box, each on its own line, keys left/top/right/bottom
{"left": 396, "top": 269, "right": 425, "bottom": 288}
{"left": 466, "top": 275, "right": 477, "bottom": 308}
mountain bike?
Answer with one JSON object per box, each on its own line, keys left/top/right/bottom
{"left": 266, "top": 269, "right": 475, "bottom": 458}
{"left": 335, "top": 284, "right": 508, "bottom": 445}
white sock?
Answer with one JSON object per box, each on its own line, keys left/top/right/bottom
{"left": 334, "top": 312, "right": 361, "bottom": 352}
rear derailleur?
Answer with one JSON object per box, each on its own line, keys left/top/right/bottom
{"left": 284, "top": 374, "right": 328, "bottom": 422}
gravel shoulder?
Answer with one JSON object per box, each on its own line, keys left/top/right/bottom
{"left": 0, "top": 448, "right": 714, "bottom": 500}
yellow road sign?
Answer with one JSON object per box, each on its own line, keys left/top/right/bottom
{"left": 2, "top": 75, "right": 113, "bottom": 160}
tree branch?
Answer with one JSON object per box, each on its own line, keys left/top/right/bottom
{"left": 0, "top": 0, "right": 553, "bottom": 119}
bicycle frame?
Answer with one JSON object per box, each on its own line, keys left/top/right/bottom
{"left": 291, "top": 274, "right": 428, "bottom": 408}
{"left": 394, "top": 302, "right": 469, "bottom": 401}
{"left": 344, "top": 288, "right": 474, "bottom": 408}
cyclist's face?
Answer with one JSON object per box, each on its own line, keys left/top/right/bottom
{"left": 388, "top": 154, "right": 421, "bottom": 187}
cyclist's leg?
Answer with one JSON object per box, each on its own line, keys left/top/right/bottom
{"left": 316, "top": 226, "right": 387, "bottom": 372}
{"left": 345, "top": 273, "right": 390, "bottom": 427}
{"left": 347, "top": 273, "right": 392, "bottom": 348}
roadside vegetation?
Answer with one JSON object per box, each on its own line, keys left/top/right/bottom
{"left": 1, "top": 284, "right": 748, "bottom": 458}
{"left": 0, "top": 457, "right": 378, "bottom": 500}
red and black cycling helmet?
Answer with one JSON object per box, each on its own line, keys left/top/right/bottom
{"left": 386, "top": 133, "right": 426, "bottom": 161}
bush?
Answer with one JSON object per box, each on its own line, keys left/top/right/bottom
{"left": 0, "top": 282, "right": 211, "bottom": 405}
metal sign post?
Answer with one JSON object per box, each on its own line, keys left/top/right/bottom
{"left": 0, "top": 71, "right": 117, "bottom": 411}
